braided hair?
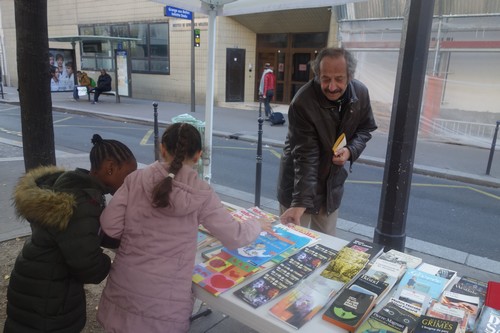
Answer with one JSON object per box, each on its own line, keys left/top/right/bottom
{"left": 152, "top": 123, "right": 202, "bottom": 208}
{"left": 89, "top": 134, "right": 135, "bottom": 171}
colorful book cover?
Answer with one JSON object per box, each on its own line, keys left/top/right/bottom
{"left": 223, "top": 229, "right": 296, "bottom": 267}
{"left": 269, "top": 276, "right": 337, "bottom": 329}
{"left": 355, "top": 311, "right": 408, "bottom": 333}
{"left": 426, "top": 300, "right": 468, "bottom": 333}
{"left": 474, "top": 305, "right": 500, "bottom": 333}
{"left": 398, "top": 268, "right": 448, "bottom": 300}
{"left": 440, "top": 290, "right": 480, "bottom": 332}
{"left": 349, "top": 273, "right": 390, "bottom": 300}
{"left": 234, "top": 244, "right": 338, "bottom": 308}
{"left": 193, "top": 250, "right": 260, "bottom": 296}
{"left": 320, "top": 246, "right": 370, "bottom": 283}
{"left": 322, "top": 288, "right": 376, "bottom": 331}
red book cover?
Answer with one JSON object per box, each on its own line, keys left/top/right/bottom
{"left": 485, "top": 281, "right": 500, "bottom": 310}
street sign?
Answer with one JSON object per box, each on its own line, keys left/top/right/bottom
{"left": 164, "top": 6, "right": 193, "bottom": 20}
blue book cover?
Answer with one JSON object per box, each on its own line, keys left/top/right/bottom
{"left": 223, "top": 227, "right": 297, "bottom": 267}
{"left": 398, "top": 268, "right": 448, "bottom": 300}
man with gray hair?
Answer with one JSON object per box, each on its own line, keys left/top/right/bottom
{"left": 277, "top": 47, "right": 377, "bottom": 236}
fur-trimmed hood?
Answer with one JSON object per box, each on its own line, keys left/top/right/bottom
{"left": 12, "top": 165, "right": 103, "bottom": 231}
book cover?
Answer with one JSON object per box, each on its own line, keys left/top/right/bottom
{"left": 269, "top": 276, "right": 337, "bottom": 329}
{"left": 223, "top": 229, "right": 296, "bottom": 267}
{"left": 450, "top": 276, "right": 487, "bottom": 302}
{"left": 398, "top": 268, "right": 448, "bottom": 301}
{"left": 361, "top": 257, "right": 405, "bottom": 303}
{"left": 387, "top": 297, "right": 425, "bottom": 316}
{"left": 393, "top": 286, "right": 432, "bottom": 314}
{"left": 378, "top": 299, "right": 420, "bottom": 331}
{"left": 332, "top": 132, "right": 346, "bottom": 153}
{"left": 474, "top": 305, "right": 500, "bottom": 333}
{"left": 349, "top": 273, "right": 390, "bottom": 300}
{"left": 346, "top": 238, "right": 385, "bottom": 262}
{"left": 192, "top": 251, "right": 260, "bottom": 296}
{"left": 378, "top": 249, "right": 423, "bottom": 271}
{"left": 440, "top": 290, "right": 480, "bottom": 332}
{"left": 355, "top": 311, "right": 408, "bottom": 333}
{"left": 234, "top": 244, "right": 338, "bottom": 308}
{"left": 426, "top": 300, "right": 468, "bottom": 333}
{"left": 485, "top": 281, "right": 500, "bottom": 310}
{"left": 414, "top": 315, "right": 459, "bottom": 333}
{"left": 322, "top": 288, "right": 376, "bottom": 331}
{"left": 417, "top": 263, "right": 457, "bottom": 290}
{"left": 320, "top": 246, "right": 370, "bottom": 283}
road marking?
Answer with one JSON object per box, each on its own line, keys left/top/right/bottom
{"left": 54, "top": 116, "right": 73, "bottom": 124}
{"left": 140, "top": 129, "right": 154, "bottom": 145}
{"left": 0, "top": 127, "right": 21, "bottom": 137}
{"left": 347, "top": 180, "right": 500, "bottom": 201}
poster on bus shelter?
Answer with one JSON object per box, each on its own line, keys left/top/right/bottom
{"left": 49, "top": 48, "right": 75, "bottom": 92}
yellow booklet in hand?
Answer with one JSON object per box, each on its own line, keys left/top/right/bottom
{"left": 332, "top": 133, "right": 346, "bottom": 154}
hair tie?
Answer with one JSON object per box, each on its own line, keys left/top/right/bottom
{"left": 167, "top": 173, "right": 175, "bottom": 179}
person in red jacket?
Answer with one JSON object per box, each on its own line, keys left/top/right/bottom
{"left": 259, "top": 63, "right": 276, "bottom": 120}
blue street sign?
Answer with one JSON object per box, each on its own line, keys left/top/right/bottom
{"left": 164, "top": 6, "right": 193, "bottom": 20}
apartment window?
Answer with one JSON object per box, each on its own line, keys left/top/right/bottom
{"left": 79, "top": 21, "right": 170, "bottom": 74}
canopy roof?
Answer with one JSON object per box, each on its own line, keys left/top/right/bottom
{"left": 151, "top": 0, "right": 362, "bottom": 16}
{"left": 49, "top": 35, "right": 141, "bottom": 43}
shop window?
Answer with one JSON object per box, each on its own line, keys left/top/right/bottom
{"left": 79, "top": 21, "right": 170, "bottom": 75}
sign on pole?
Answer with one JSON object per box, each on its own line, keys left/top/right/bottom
{"left": 164, "top": 6, "right": 193, "bottom": 20}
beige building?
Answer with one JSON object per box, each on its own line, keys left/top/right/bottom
{"left": 1, "top": 0, "right": 499, "bottom": 133}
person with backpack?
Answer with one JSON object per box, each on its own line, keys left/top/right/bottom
{"left": 259, "top": 63, "right": 276, "bottom": 121}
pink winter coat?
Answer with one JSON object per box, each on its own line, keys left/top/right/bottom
{"left": 96, "top": 161, "right": 262, "bottom": 333}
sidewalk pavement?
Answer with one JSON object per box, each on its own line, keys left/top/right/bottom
{"left": 1, "top": 86, "right": 499, "bottom": 332}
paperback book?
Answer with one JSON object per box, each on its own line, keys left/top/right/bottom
{"left": 378, "top": 298, "right": 421, "bottom": 330}
{"left": 485, "top": 281, "right": 500, "bottom": 310}
{"left": 346, "top": 238, "right": 385, "bottom": 262}
{"left": 322, "top": 288, "right": 376, "bottom": 331}
{"left": 193, "top": 225, "right": 306, "bottom": 296}
{"left": 414, "top": 315, "right": 459, "bottom": 333}
{"left": 426, "top": 300, "right": 468, "bottom": 333}
{"left": 378, "top": 249, "right": 423, "bottom": 273}
{"left": 397, "top": 268, "right": 448, "bottom": 301}
{"left": 474, "top": 305, "right": 500, "bottom": 333}
{"left": 355, "top": 311, "right": 408, "bottom": 333}
{"left": 269, "top": 274, "right": 340, "bottom": 330}
{"left": 358, "top": 257, "right": 406, "bottom": 303}
{"left": 450, "top": 276, "right": 487, "bottom": 304}
{"left": 416, "top": 263, "right": 457, "bottom": 291}
{"left": 393, "top": 286, "right": 432, "bottom": 314}
{"left": 440, "top": 290, "right": 480, "bottom": 332}
{"left": 320, "top": 246, "right": 371, "bottom": 284}
{"left": 233, "top": 244, "right": 337, "bottom": 308}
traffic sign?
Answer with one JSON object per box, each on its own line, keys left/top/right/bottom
{"left": 164, "top": 6, "right": 193, "bottom": 20}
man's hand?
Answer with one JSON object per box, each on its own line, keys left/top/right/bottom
{"left": 280, "top": 207, "right": 306, "bottom": 226}
{"left": 332, "top": 147, "right": 351, "bottom": 166}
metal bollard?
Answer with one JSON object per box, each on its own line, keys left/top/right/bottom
{"left": 153, "top": 102, "right": 159, "bottom": 161}
{"left": 486, "top": 120, "right": 500, "bottom": 175}
{"left": 254, "top": 98, "right": 264, "bottom": 207}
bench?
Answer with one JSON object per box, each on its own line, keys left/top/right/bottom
{"left": 88, "top": 90, "right": 120, "bottom": 103}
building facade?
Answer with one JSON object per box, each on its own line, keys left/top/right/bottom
{"left": 0, "top": 0, "right": 499, "bottom": 130}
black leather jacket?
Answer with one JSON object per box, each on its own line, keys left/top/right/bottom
{"left": 277, "top": 78, "right": 377, "bottom": 215}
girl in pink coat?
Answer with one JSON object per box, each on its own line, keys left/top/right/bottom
{"left": 96, "top": 123, "right": 272, "bottom": 333}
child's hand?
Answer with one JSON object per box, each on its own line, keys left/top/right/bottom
{"left": 259, "top": 220, "right": 273, "bottom": 233}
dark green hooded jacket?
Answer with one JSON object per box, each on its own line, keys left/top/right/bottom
{"left": 4, "top": 166, "right": 111, "bottom": 333}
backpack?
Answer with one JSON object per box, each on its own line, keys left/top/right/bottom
{"left": 89, "top": 77, "right": 96, "bottom": 87}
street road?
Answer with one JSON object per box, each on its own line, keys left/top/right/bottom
{"left": 1, "top": 107, "right": 499, "bottom": 262}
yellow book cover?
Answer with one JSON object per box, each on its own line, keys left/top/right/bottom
{"left": 332, "top": 133, "right": 346, "bottom": 154}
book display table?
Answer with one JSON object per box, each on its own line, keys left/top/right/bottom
{"left": 194, "top": 229, "right": 350, "bottom": 333}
